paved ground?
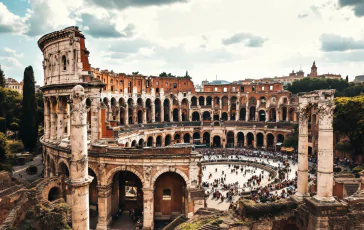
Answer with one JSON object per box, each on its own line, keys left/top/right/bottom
{"left": 12, "top": 154, "right": 44, "bottom": 183}
{"left": 202, "top": 154, "right": 298, "bottom": 210}
{"left": 109, "top": 211, "right": 137, "bottom": 230}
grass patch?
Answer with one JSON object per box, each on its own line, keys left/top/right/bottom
{"left": 7, "top": 140, "right": 24, "bottom": 153}
{"left": 179, "top": 218, "right": 215, "bottom": 230}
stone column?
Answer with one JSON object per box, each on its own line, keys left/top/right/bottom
{"left": 66, "top": 85, "right": 93, "bottom": 230}
{"left": 96, "top": 185, "right": 112, "bottom": 230}
{"left": 160, "top": 106, "right": 164, "bottom": 122}
{"left": 50, "top": 99, "right": 57, "bottom": 140}
{"left": 276, "top": 110, "right": 280, "bottom": 122}
{"left": 125, "top": 105, "right": 129, "bottom": 125}
{"left": 143, "top": 107, "right": 147, "bottom": 123}
{"left": 67, "top": 103, "right": 71, "bottom": 136}
{"left": 296, "top": 109, "right": 309, "bottom": 197}
{"left": 90, "top": 96, "right": 100, "bottom": 145}
{"left": 315, "top": 101, "right": 335, "bottom": 202}
{"left": 151, "top": 103, "right": 155, "bottom": 123}
{"left": 263, "top": 134, "right": 267, "bottom": 148}
{"left": 143, "top": 188, "right": 154, "bottom": 229}
{"left": 245, "top": 109, "right": 249, "bottom": 122}
{"left": 44, "top": 99, "right": 50, "bottom": 140}
{"left": 178, "top": 107, "right": 182, "bottom": 122}
{"left": 108, "top": 103, "right": 113, "bottom": 121}
{"left": 57, "top": 99, "right": 65, "bottom": 140}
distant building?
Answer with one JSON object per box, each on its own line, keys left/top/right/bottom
{"left": 5, "top": 78, "right": 23, "bottom": 94}
{"left": 308, "top": 61, "right": 341, "bottom": 80}
{"left": 354, "top": 75, "right": 364, "bottom": 83}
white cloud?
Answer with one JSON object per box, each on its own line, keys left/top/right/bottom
{"left": 0, "top": 2, "right": 28, "bottom": 34}
{"left": 4, "top": 47, "right": 24, "bottom": 57}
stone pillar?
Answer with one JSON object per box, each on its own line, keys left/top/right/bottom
{"left": 236, "top": 105, "right": 240, "bottom": 121}
{"left": 125, "top": 105, "right": 129, "bottom": 126}
{"left": 108, "top": 103, "right": 113, "bottom": 121}
{"left": 245, "top": 109, "right": 249, "bottom": 122}
{"left": 44, "top": 99, "right": 50, "bottom": 140}
{"left": 178, "top": 107, "right": 182, "bottom": 122}
{"left": 143, "top": 188, "right": 154, "bottom": 229}
{"left": 57, "top": 99, "right": 65, "bottom": 140}
{"left": 96, "top": 185, "right": 112, "bottom": 230}
{"left": 66, "top": 85, "right": 93, "bottom": 230}
{"left": 90, "top": 96, "right": 100, "bottom": 145}
{"left": 160, "top": 106, "right": 164, "bottom": 122}
{"left": 67, "top": 103, "right": 71, "bottom": 136}
{"left": 143, "top": 107, "right": 147, "bottom": 123}
{"left": 50, "top": 99, "right": 57, "bottom": 140}
{"left": 297, "top": 111, "right": 309, "bottom": 197}
{"left": 315, "top": 101, "right": 335, "bottom": 202}
{"left": 151, "top": 103, "right": 155, "bottom": 123}
{"left": 244, "top": 135, "right": 247, "bottom": 146}
{"left": 276, "top": 110, "right": 280, "bottom": 122}
{"left": 263, "top": 134, "right": 267, "bottom": 148}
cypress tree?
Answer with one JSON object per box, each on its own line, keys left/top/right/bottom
{"left": 0, "top": 65, "right": 5, "bottom": 88}
{"left": 21, "top": 66, "right": 38, "bottom": 151}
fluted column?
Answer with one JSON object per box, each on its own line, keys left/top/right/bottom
{"left": 44, "top": 98, "right": 50, "bottom": 140}
{"left": 50, "top": 99, "right": 57, "bottom": 140}
{"left": 66, "top": 85, "right": 93, "bottom": 230}
{"left": 57, "top": 98, "right": 65, "bottom": 140}
{"left": 90, "top": 96, "right": 100, "bottom": 144}
{"left": 297, "top": 109, "right": 309, "bottom": 197}
{"left": 315, "top": 100, "right": 335, "bottom": 202}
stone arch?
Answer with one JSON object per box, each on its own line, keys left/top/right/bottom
{"left": 106, "top": 166, "right": 145, "bottom": 186}
{"left": 57, "top": 158, "right": 70, "bottom": 175}
{"left": 88, "top": 163, "right": 100, "bottom": 184}
{"left": 151, "top": 167, "right": 189, "bottom": 188}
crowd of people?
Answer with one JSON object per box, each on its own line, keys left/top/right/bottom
{"left": 198, "top": 147, "right": 299, "bottom": 204}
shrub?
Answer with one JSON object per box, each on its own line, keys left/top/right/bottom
{"left": 26, "top": 165, "right": 38, "bottom": 175}
{"left": 0, "top": 132, "right": 9, "bottom": 160}
{"left": 8, "top": 141, "right": 24, "bottom": 153}
{"left": 0, "top": 163, "right": 12, "bottom": 172}
{"left": 0, "top": 117, "right": 5, "bottom": 133}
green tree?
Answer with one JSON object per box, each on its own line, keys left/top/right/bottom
{"left": 0, "top": 87, "right": 23, "bottom": 130}
{"left": 0, "top": 132, "right": 9, "bottom": 161}
{"left": 0, "top": 117, "right": 5, "bottom": 133}
{"left": 9, "top": 122, "right": 19, "bottom": 138}
{"left": 21, "top": 66, "right": 38, "bottom": 151}
{"left": 36, "top": 91, "right": 44, "bottom": 126}
{"left": 333, "top": 95, "right": 364, "bottom": 158}
{"left": 0, "top": 66, "right": 5, "bottom": 88}
{"left": 345, "top": 75, "right": 349, "bottom": 82}
{"left": 286, "top": 78, "right": 349, "bottom": 95}
{"left": 336, "top": 83, "right": 364, "bottom": 97}
{"left": 283, "top": 124, "right": 298, "bottom": 148}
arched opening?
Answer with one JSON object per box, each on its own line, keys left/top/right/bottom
{"left": 181, "top": 99, "right": 189, "bottom": 121}
{"left": 155, "top": 99, "right": 161, "bottom": 122}
{"left": 267, "top": 134, "right": 274, "bottom": 148}
{"left": 120, "top": 107, "right": 126, "bottom": 125}
{"left": 164, "top": 99, "right": 170, "bottom": 122}
{"left": 165, "top": 135, "right": 172, "bottom": 146}
{"left": 58, "top": 162, "right": 69, "bottom": 201}
{"left": 281, "top": 107, "right": 287, "bottom": 121}
{"left": 239, "top": 108, "right": 246, "bottom": 121}
{"left": 227, "top": 131, "right": 234, "bottom": 148}
{"left": 214, "top": 97, "right": 220, "bottom": 108}
{"left": 289, "top": 108, "right": 295, "bottom": 122}
{"left": 269, "top": 108, "right": 276, "bottom": 122}
{"left": 137, "top": 98, "right": 143, "bottom": 107}
{"left": 206, "top": 96, "right": 212, "bottom": 107}
{"left": 174, "top": 134, "right": 181, "bottom": 143}
{"left": 49, "top": 158, "right": 56, "bottom": 177}
{"left": 277, "top": 134, "right": 285, "bottom": 143}
{"left": 257, "top": 133, "right": 264, "bottom": 147}
{"left": 199, "top": 96, "right": 205, "bottom": 106}
{"left": 202, "top": 111, "right": 211, "bottom": 121}
{"left": 89, "top": 168, "right": 98, "bottom": 221}
{"left": 173, "top": 108, "right": 179, "bottom": 122}
{"left": 48, "top": 187, "right": 61, "bottom": 201}
{"left": 147, "top": 137, "right": 153, "bottom": 147}
{"left": 247, "top": 133, "right": 254, "bottom": 146}
{"left": 156, "top": 136, "right": 162, "bottom": 147}
{"left": 259, "top": 96, "right": 266, "bottom": 107}
{"left": 230, "top": 97, "right": 237, "bottom": 120}
{"left": 249, "top": 106, "right": 256, "bottom": 121}
{"left": 203, "top": 132, "right": 210, "bottom": 146}
{"left": 221, "top": 112, "right": 228, "bottom": 121}
{"left": 222, "top": 96, "right": 228, "bottom": 110}
{"left": 128, "top": 108, "right": 134, "bottom": 124}
{"left": 191, "top": 97, "right": 197, "bottom": 106}
{"left": 131, "top": 140, "right": 137, "bottom": 147}
{"left": 237, "top": 132, "right": 244, "bottom": 147}
{"left": 213, "top": 136, "right": 221, "bottom": 148}
{"left": 213, "top": 113, "right": 219, "bottom": 121}
{"left": 61, "top": 55, "right": 67, "bottom": 71}
{"left": 110, "top": 171, "right": 143, "bottom": 227}
{"left": 183, "top": 133, "right": 191, "bottom": 143}
{"left": 192, "top": 112, "right": 200, "bottom": 121}
{"left": 125, "top": 142, "right": 130, "bottom": 148}
{"left": 146, "top": 99, "right": 152, "bottom": 122}
{"left": 193, "top": 132, "right": 200, "bottom": 144}
{"left": 137, "top": 110, "right": 142, "bottom": 124}
{"left": 154, "top": 172, "right": 186, "bottom": 219}
{"left": 138, "top": 139, "right": 144, "bottom": 147}
{"left": 259, "top": 110, "right": 266, "bottom": 122}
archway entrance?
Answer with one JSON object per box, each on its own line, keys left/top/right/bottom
{"left": 58, "top": 162, "right": 69, "bottom": 201}
{"left": 259, "top": 110, "right": 266, "bottom": 121}
{"left": 237, "top": 132, "right": 244, "bottom": 147}
{"left": 267, "top": 134, "right": 274, "bottom": 148}
{"left": 174, "top": 134, "right": 181, "bottom": 143}
{"left": 165, "top": 135, "right": 172, "bottom": 146}
{"left": 183, "top": 133, "right": 190, "bottom": 143}
{"left": 257, "top": 133, "right": 264, "bottom": 147}
{"left": 137, "top": 110, "right": 142, "bottom": 123}
{"left": 247, "top": 133, "right": 254, "bottom": 146}
{"left": 213, "top": 136, "right": 221, "bottom": 148}
{"left": 227, "top": 131, "right": 234, "bottom": 148}
{"left": 192, "top": 112, "right": 200, "bottom": 121}
{"left": 221, "top": 112, "right": 228, "bottom": 121}
{"left": 203, "top": 132, "right": 210, "bottom": 146}
{"left": 213, "top": 114, "right": 219, "bottom": 121}
{"left": 156, "top": 136, "right": 162, "bottom": 147}
{"left": 147, "top": 137, "right": 153, "bottom": 147}
{"left": 173, "top": 109, "right": 179, "bottom": 122}
{"left": 48, "top": 187, "right": 61, "bottom": 201}
{"left": 154, "top": 172, "right": 186, "bottom": 220}
{"left": 202, "top": 111, "right": 211, "bottom": 121}
{"left": 240, "top": 108, "right": 246, "bottom": 121}
{"left": 89, "top": 168, "right": 98, "bottom": 228}
{"left": 110, "top": 171, "right": 144, "bottom": 229}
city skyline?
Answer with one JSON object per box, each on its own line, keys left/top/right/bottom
{"left": 1, "top": 0, "right": 364, "bottom": 85}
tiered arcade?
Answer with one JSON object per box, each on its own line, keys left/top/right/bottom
{"left": 39, "top": 27, "right": 299, "bottom": 229}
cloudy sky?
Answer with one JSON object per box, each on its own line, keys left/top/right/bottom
{"left": 1, "top": 0, "right": 364, "bottom": 85}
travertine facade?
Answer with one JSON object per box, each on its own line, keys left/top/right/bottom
{"left": 38, "top": 26, "right": 299, "bottom": 229}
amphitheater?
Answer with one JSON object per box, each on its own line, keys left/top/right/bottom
{"left": 35, "top": 26, "right": 303, "bottom": 229}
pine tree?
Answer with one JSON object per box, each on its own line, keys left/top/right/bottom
{"left": 21, "top": 66, "right": 38, "bottom": 151}
{"left": 345, "top": 75, "right": 349, "bottom": 82}
{"left": 0, "top": 65, "right": 5, "bottom": 88}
